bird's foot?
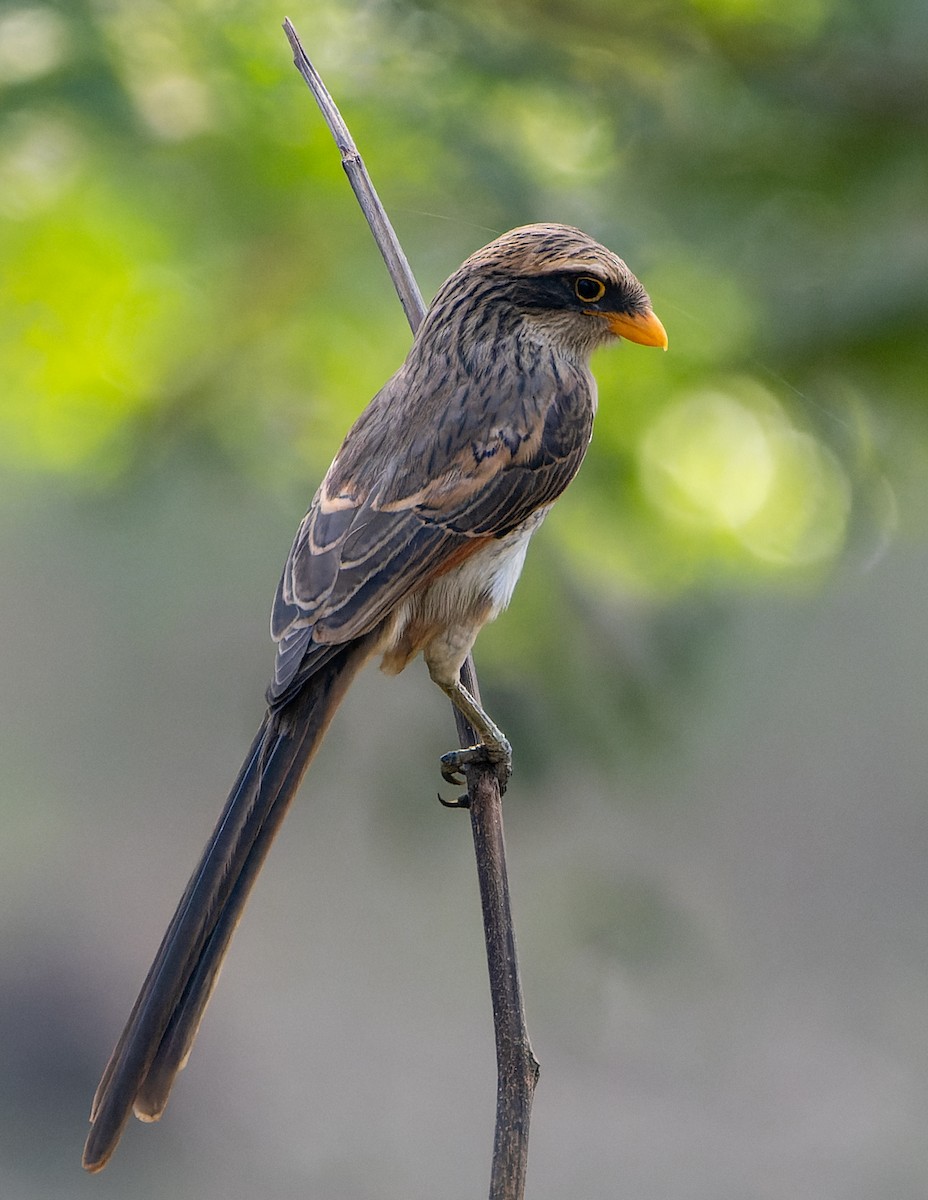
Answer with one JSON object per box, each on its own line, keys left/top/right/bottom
{"left": 439, "top": 739, "right": 512, "bottom": 794}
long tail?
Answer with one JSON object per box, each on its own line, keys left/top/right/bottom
{"left": 82, "top": 636, "right": 375, "bottom": 1173}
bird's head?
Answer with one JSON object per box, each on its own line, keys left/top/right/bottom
{"left": 427, "top": 223, "right": 667, "bottom": 361}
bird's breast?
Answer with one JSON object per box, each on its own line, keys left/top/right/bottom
{"left": 379, "top": 508, "right": 549, "bottom": 676}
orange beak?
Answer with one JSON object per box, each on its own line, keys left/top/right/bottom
{"left": 606, "top": 307, "right": 668, "bottom": 350}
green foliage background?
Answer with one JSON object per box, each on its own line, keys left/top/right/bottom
{"left": 5, "top": 0, "right": 922, "bottom": 563}
{"left": 1, "top": 2, "right": 926, "bottom": 1197}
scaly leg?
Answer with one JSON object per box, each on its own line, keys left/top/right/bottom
{"left": 430, "top": 672, "right": 512, "bottom": 791}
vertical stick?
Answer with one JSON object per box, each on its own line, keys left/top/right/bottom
{"left": 456, "top": 660, "right": 539, "bottom": 1200}
{"left": 283, "top": 19, "right": 538, "bottom": 1199}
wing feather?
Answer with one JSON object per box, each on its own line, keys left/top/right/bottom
{"left": 267, "top": 352, "right": 594, "bottom": 705}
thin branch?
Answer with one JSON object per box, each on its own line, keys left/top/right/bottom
{"left": 457, "top": 659, "right": 539, "bottom": 1200}
{"left": 283, "top": 18, "right": 538, "bottom": 1200}
{"left": 282, "top": 20, "right": 426, "bottom": 331}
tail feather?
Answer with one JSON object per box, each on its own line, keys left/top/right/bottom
{"left": 83, "top": 635, "right": 375, "bottom": 1173}
{"left": 134, "top": 725, "right": 316, "bottom": 1121}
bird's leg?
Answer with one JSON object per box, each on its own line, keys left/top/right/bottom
{"left": 432, "top": 674, "right": 512, "bottom": 792}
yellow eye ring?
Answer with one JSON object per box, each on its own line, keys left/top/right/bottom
{"left": 574, "top": 276, "right": 606, "bottom": 303}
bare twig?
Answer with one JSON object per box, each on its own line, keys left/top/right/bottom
{"left": 456, "top": 660, "right": 539, "bottom": 1200}
{"left": 283, "top": 17, "right": 538, "bottom": 1199}
{"left": 282, "top": 20, "right": 425, "bottom": 330}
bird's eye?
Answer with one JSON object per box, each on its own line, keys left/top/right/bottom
{"left": 574, "top": 276, "right": 606, "bottom": 303}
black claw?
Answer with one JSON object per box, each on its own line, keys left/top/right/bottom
{"left": 440, "top": 758, "right": 467, "bottom": 787}
{"left": 437, "top": 791, "right": 470, "bottom": 810}
{"left": 439, "top": 743, "right": 512, "bottom": 796}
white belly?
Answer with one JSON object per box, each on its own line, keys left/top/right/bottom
{"left": 380, "top": 507, "right": 550, "bottom": 682}
{"left": 425, "top": 506, "right": 548, "bottom": 625}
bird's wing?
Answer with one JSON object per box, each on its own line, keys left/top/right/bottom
{"left": 268, "top": 359, "right": 594, "bottom": 702}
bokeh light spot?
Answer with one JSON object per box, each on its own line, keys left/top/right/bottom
{"left": 0, "top": 6, "right": 67, "bottom": 84}
{"left": 641, "top": 390, "right": 775, "bottom": 531}
{"left": 641, "top": 382, "right": 850, "bottom": 568}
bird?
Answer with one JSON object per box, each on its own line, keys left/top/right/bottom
{"left": 82, "top": 222, "right": 667, "bottom": 1172}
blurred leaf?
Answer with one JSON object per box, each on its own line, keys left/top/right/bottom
{"left": 1, "top": 0, "right": 923, "bottom": 630}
